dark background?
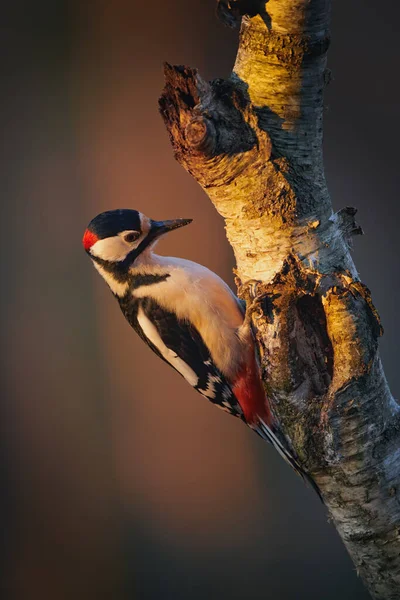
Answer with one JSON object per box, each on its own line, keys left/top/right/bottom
{"left": 2, "top": 1, "right": 399, "bottom": 598}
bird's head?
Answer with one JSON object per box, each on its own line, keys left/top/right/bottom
{"left": 83, "top": 209, "right": 192, "bottom": 272}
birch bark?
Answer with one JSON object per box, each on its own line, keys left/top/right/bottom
{"left": 159, "top": 1, "right": 400, "bottom": 597}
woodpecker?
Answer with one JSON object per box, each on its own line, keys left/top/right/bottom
{"left": 83, "top": 209, "right": 317, "bottom": 491}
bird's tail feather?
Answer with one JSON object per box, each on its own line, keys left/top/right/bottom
{"left": 255, "top": 418, "right": 323, "bottom": 502}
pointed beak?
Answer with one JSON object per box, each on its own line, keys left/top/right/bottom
{"left": 150, "top": 218, "right": 193, "bottom": 238}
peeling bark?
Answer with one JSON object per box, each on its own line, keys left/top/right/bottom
{"left": 159, "top": 1, "right": 400, "bottom": 598}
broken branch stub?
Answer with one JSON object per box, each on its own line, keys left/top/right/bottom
{"left": 159, "top": 65, "right": 272, "bottom": 186}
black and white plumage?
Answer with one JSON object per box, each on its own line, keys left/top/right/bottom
{"left": 83, "top": 209, "right": 320, "bottom": 496}
{"left": 83, "top": 210, "right": 247, "bottom": 416}
{"left": 120, "top": 294, "right": 243, "bottom": 418}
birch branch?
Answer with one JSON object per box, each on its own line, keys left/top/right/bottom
{"left": 159, "top": 1, "right": 400, "bottom": 597}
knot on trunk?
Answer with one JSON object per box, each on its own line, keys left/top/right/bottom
{"left": 185, "top": 116, "right": 216, "bottom": 155}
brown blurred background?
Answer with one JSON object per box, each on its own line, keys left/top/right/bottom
{"left": 2, "top": 1, "right": 399, "bottom": 598}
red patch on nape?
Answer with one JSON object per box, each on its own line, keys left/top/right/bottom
{"left": 82, "top": 229, "right": 99, "bottom": 251}
{"left": 232, "top": 356, "right": 273, "bottom": 427}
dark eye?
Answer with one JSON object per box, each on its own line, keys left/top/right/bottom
{"left": 124, "top": 231, "right": 140, "bottom": 243}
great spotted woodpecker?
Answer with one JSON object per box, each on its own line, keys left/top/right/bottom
{"left": 83, "top": 209, "right": 317, "bottom": 491}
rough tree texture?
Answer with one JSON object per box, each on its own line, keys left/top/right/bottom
{"left": 159, "top": 1, "right": 400, "bottom": 598}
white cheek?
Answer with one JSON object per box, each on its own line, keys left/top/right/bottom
{"left": 90, "top": 236, "right": 130, "bottom": 262}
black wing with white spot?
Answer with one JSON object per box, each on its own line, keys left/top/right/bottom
{"left": 121, "top": 296, "right": 243, "bottom": 419}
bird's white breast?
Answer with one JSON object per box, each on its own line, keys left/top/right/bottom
{"left": 130, "top": 254, "right": 246, "bottom": 378}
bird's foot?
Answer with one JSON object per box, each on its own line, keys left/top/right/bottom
{"left": 241, "top": 279, "right": 266, "bottom": 328}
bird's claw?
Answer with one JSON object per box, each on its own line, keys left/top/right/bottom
{"left": 246, "top": 279, "right": 262, "bottom": 301}
{"left": 242, "top": 279, "right": 265, "bottom": 328}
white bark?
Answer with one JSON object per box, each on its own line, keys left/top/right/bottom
{"left": 159, "top": 1, "right": 400, "bottom": 597}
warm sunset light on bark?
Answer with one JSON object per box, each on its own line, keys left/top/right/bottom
{"left": 160, "top": 1, "right": 400, "bottom": 598}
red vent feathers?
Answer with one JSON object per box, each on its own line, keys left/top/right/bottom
{"left": 232, "top": 358, "right": 272, "bottom": 427}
